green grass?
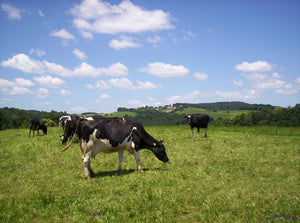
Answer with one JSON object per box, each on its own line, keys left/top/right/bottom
{"left": 0, "top": 126, "right": 299, "bottom": 222}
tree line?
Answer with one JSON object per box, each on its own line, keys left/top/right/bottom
{"left": 1, "top": 103, "right": 299, "bottom": 130}
{"left": 212, "top": 105, "right": 300, "bottom": 127}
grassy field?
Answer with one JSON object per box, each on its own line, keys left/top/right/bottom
{"left": 0, "top": 125, "right": 299, "bottom": 222}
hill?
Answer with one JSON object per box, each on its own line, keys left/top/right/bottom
{"left": 1, "top": 102, "right": 299, "bottom": 130}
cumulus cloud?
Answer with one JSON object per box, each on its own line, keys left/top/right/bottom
{"left": 70, "top": 0, "right": 174, "bottom": 34}
{"left": 73, "top": 48, "right": 87, "bottom": 60}
{"left": 36, "top": 88, "right": 50, "bottom": 99}
{"left": 193, "top": 72, "right": 208, "bottom": 81}
{"left": 86, "top": 78, "right": 159, "bottom": 90}
{"left": 233, "top": 79, "right": 244, "bottom": 87}
{"left": 235, "top": 61, "right": 273, "bottom": 72}
{"left": 34, "top": 75, "right": 65, "bottom": 88}
{"left": 109, "top": 36, "right": 141, "bottom": 50}
{"left": 139, "top": 62, "right": 190, "bottom": 78}
{"left": 147, "top": 35, "right": 161, "bottom": 43}
{"left": 1, "top": 53, "right": 128, "bottom": 78}
{"left": 216, "top": 89, "right": 261, "bottom": 99}
{"left": 30, "top": 48, "right": 46, "bottom": 57}
{"left": 242, "top": 73, "right": 286, "bottom": 89}
{"left": 50, "top": 29, "right": 75, "bottom": 40}
{"left": 166, "top": 90, "right": 212, "bottom": 104}
{"left": 1, "top": 54, "right": 45, "bottom": 74}
{"left": 1, "top": 3, "right": 22, "bottom": 20}
{"left": 0, "top": 78, "right": 34, "bottom": 95}
{"left": 59, "top": 89, "right": 73, "bottom": 96}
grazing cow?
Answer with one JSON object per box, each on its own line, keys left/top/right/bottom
{"left": 61, "top": 117, "right": 169, "bottom": 179}
{"left": 184, "top": 114, "right": 209, "bottom": 138}
{"left": 29, "top": 119, "right": 47, "bottom": 137}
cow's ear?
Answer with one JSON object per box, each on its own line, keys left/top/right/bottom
{"left": 160, "top": 140, "right": 164, "bottom": 145}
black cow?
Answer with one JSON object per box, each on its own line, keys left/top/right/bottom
{"left": 184, "top": 114, "right": 209, "bottom": 138}
{"left": 29, "top": 119, "right": 47, "bottom": 137}
{"left": 61, "top": 117, "right": 169, "bottom": 179}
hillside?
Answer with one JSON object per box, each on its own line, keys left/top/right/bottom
{"left": 1, "top": 102, "right": 299, "bottom": 130}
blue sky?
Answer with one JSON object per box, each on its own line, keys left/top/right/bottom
{"left": 0, "top": 0, "right": 299, "bottom": 113}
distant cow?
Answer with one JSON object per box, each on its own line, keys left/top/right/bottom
{"left": 29, "top": 119, "right": 47, "bottom": 137}
{"left": 184, "top": 114, "right": 209, "bottom": 138}
{"left": 60, "top": 117, "right": 169, "bottom": 179}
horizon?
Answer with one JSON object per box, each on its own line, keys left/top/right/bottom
{"left": 1, "top": 101, "right": 296, "bottom": 115}
{"left": 1, "top": 0, "right": 299, "bottom": 113}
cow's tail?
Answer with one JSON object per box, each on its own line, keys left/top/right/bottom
{"left": 61, "top": 118, "right": 83, "bottom": 152}
{"left": 61, "top": 133, "right": 76, "bottom": 152}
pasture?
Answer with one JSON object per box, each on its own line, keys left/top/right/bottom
{"left": 0, "top": 125, "right": 299, "bottom": 222}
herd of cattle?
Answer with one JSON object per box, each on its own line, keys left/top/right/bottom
{"left": 29, "top": 114, "right": 209, "bottom": 179}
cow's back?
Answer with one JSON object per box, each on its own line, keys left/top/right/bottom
{"left": 194, "top": 114, "right": 209, "bottom": 128}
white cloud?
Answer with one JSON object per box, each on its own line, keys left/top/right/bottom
{"left": 235, "top": 61, "right": 273, "bottom": 72}
{"left": 73, "top": 48, "right": 87, "bottom": 60}
{"left": 10, "top": 87, "right": 33, "bottom": 95}
{"left": 71, "top": 106, "right": 88, "bottom": 113}
{"left": 193, "top": 72, "right": 208, "bottom": 81}
{"left": 99, "top": 94, "right": 110, "bottom": 99}
{"left": 86, "top": 80, "right": 110, "bottom": 89}
{"left": 70, "top": 0, "right": 174, "bottom": 34}
{"left": 34, "top": 75, "right": 65, "bottom": 88}
{"left": 43, "top": 61, "right": 73, "bottom": 77}
{"left": 36, "top": 88, "right": 50, "bottom": 99}
{"left": 295, "top": 77, "right": 300, "bottom": 83}
{"left": 14, "top": 78, "right": 35, "bottom": 87}
{"left": 1, "top": 3, "right": 22, "bottom": 20}
{"left": 147, "top": 35, "right": 161, "bottom": 43}
{"left": 108, "top": 77, "right": 135, "bottom": 89}
{"left": 216, "top": 89, "right": 261, "bottom": 99}
{"left": 274, "top": 88, "right": 298, "bottom": 95}
{"left": 183, "top": 30, "right": 197, "bottom": 40}
{"left": 59, "top": 89, "right": 73, "bottom": 96}
{"left": 135, "top": 81, "right": 159, "bottom": 90}
{"left": 139, "top": 62, "right": 190, "bottom": 78}
{"left": 1, "top": 54, "right": 128, "bottom": 78}
{"left": 30, "top": 49, "right": 46, "bottom": 57}
{"left": 38, "top": 9, "right": 44, "bottom": 17}
{"left": 0, "top": 78, "right": 34, "bottom": 95}
{"left": 86, "top": 78, "right": 158, "bottom": 90}
{"left": 1, "top": 54, "right": 45, "bottom": 74}
{"left": 166, "top": 90, "right": 212, "bottom": 104}
{"left": 99, "top": 62, "right": 128, "bottom": 77}
{"left": 50, "top": 29, "right": 75, "bottom": 40}
{"left": 80, "top": 30, "right": 93, "bottom": 39}
{"left": 233, "top": 79, "right": 244, "bottom": 87}
{"left": 109, "top": 35, "right": 141, "bottom": 50}
{"left": 242, "top": 73, "right": 286, "bottom": 89}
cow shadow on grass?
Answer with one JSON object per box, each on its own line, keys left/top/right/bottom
{"left": 91, "top": 168, "right": 165, "bottom": 178}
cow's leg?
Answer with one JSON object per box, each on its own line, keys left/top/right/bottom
{"left": 134, "top": 151, "right": 143, "bottom": 172}
{"left": 82, "top": 151, "right": 93, "bottom": 179}
{"left": 29, "top": 129, "right": 31, "bottom": 137}
{"left": 197, "top": 127, "right": 200, "bottom": 138}
{"left": 118, "top": 151, "right": 124, "bottom": 175}
{"left": 204, "top": 128, "right": 207, "bottom": 137}
{"left": 191, "top": 128, "right": 194, "bottom": 138}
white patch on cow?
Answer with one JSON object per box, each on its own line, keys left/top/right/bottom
{"left": 80, "top": 126, "right": 140, "bottom": 179}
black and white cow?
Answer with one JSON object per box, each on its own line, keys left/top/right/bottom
{"left": 58, "top": 116, "right": 71, "bottom": 130}
{"left": 29, "top": 119, "right": 47, "bottom": 137}
{"left": 61, "top": 117, "right": 169, "bottom": 179}
{"left": 184, "top": 114, "right": 209, "bottom": 138}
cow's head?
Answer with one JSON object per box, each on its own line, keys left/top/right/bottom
{"left": 151, "top": 140, "right": 169, "bottom": 163}
{"left": 60, "top": 120, "right": 77, "bottom": 143}
{"left": 42, "top": 125, "right": 47, "bottom": 135}
{"left": 184, "top": 115, "right": 192, "bottom": 124}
